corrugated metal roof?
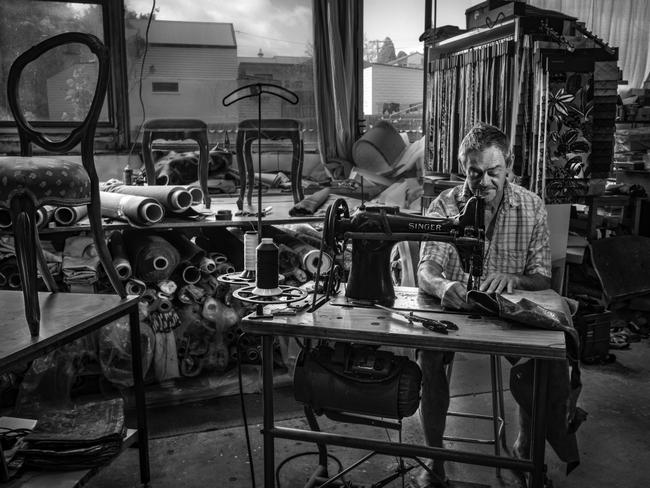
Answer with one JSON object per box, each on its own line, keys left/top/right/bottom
{"left": 130, "top": 19, "right": 236, "bottom": 48}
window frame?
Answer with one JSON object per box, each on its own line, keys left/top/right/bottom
{"left": 0, "top": 0, "right": 131, "bottom": 152}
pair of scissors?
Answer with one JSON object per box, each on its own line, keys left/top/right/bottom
{"left": 374, "top": 304, "right": 459, "bottom": 335}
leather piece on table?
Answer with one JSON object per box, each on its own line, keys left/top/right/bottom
{"left": 588, "top": 235, "right": 650, "bottom": 303}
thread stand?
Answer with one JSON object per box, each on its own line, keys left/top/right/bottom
{"left": 233, "top": 285, "right": 308, "bottom": 319}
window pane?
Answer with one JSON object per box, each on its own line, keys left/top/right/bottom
{"left": 363, "top": 0, "right": 426, "bottom": 137}
{"left": 123, "top": 0, "right": 316, "bottom": 154}
{"left": 0, "top": 0, "right": 106, "bottom": 123}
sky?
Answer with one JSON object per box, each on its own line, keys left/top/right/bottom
{"left": 125, "top": 0, "right": 481, "bottom": 57}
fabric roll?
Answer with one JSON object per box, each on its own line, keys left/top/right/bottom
{"left": 214, "top": 262, "right": 235, "bottom": 275}
{"left": 157, "top": 230, "right": 205, "bottom": 265}
{"left": 0, "top": 209, "right": 11, "bottom": 229}
{"left": 100, "top": 191, "right": 164, "bottom": 226}
{"left": 36, "top": 205, "right": 56, "bottom": 230}
{"left": 53, "top": 205, "right": 88, "bottom": 226}
{"left": 178, "top": 264, "right": 201, "bottom": 285}
{"left": 123, "top": 230, "right": 181, "bottom": 283}
{"left": 103, "top": 183, "right": 193, "bottom": 212}
{"left": 108, "top": 231, "right": 132, "bottom": 280}
{"left": 125, "top": 278, "right": 146, "bottom": 297}
{"left": 199, "top": 256, "right": 217, "bottom": 274}
{"left": 288, "top": 187, "right": 330, "bottom": 216}
{"left": 185, "top": 185, "right": 204, "bottom": 205}
{"left": 0, "top": 257, "right": 20, "bottom": 289}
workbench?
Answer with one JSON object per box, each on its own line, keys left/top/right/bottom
{"left": 0, "top": 291, "right": 149, "bottom": 487}
{"left": 241, "top": 287, "right": 568, "bottom": 488}
{"left": 38, "top": 193, "right": 354, "bottom": 234}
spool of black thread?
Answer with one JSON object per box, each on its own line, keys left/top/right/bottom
{"left": 253, "top": 238, "right": 282, "bottom": 296}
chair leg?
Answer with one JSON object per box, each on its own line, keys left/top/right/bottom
{"left": 86, "top": 203, "right": 126, "bottom": 297}
{"left": 290, "top": 135, "right": 305, "bottom": 203}
{"left": 244, "top": 138, "right": 255, "bottom": 207}
{"left": 35, "top": 235, "right": 58, "bottom": 292}
{"left": 197, "top": 132, "right": 211, "bottom": 209}
{"left": 10, "top": 196, "right": 40, "bottom": 336}
{"left": 235, "top": 131, "right": 246, "bottom": 210}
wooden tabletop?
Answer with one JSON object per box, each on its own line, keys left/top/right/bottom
{"left": 242, "top": 287, "right": 567, "bottom": 360}
{"left": 38, "top": 193, "right": 355, "bottom": 233}
{"left": 0, "top": 291, "right": 139, "bottom": 371}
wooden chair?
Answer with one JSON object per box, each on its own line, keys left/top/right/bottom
{"left": 0, "top": 32, "right": 125, "bottom": 336}
{"left": 141, "top": 118, "right": 211, "bottom": 208}
{"left": 236, "top": 118, "right": 304, "bottom": 208}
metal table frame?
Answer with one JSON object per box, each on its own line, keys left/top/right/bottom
{"left": 242, "top": 290, "right": 567, "bottom": 488}
{"left": 0, "top": 291, "right": 149, "bottom": 486}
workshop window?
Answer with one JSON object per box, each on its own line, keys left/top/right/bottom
{"left": 124, "top": 0, "right": 317, "bottom": 152}
{"left": 0, "top": 0, "right": 127, "bottom": 150}
{"left": 0, "top": 0, "right": 108, "bottom": 124}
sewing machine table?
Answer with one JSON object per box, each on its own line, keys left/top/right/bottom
{"left": 241, "top": 287, "right": 567, "bottom": 488}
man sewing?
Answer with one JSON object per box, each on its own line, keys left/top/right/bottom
{"left": 415, "top": 122, "right": 552, "bottom": 487}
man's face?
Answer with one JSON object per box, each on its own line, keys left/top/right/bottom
{"left": 463, "top": 145, "right": 508, "bottom": 204}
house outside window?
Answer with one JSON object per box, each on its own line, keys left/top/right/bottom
{"left": 124, "top": 0, "right": 317, "bottom": 152}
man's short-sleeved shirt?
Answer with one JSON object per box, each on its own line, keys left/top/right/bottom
{"left": 419, "top": 180, "right": 551, "bottom": 283}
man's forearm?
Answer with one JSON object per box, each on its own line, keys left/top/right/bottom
{"left": 418, "top": 260, "right": 454, "bottom": 299}
{"left": 517, "top": 272, "right": 551, "bottom": 291}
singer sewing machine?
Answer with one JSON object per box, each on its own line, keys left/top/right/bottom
{"left": 322, "top": 196, "right": 486, "bottom": 304}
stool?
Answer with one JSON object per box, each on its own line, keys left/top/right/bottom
{"left": 236, "top": 118, "right": 304, "bottom": 208}
{"left": 445, "top": 354, "right": 509, "bottom": 477}
{"left": 0, "top": 33, "right": 125, "bottom": 335}
{"left": 141, "top": 118, "right": 211, "bottom": 208}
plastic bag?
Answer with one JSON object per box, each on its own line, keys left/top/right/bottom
{"left": 14, "top": 336, "right": 96, "bottom": 415}
{"left": 98, "top": 316, "right": 155, "bottom": 388}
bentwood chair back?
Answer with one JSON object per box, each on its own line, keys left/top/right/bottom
{"left": 0, "top": 32, "right": 125, "bottom": 335}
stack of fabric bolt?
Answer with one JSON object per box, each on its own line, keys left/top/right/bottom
{"left": 100, "top": 228, "right": 244, "bottom": 384}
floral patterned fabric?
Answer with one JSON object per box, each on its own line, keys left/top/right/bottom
{"left": 0, "top": 157, "right": 91, "bottom": 208}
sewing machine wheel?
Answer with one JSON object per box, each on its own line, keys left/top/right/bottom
{"left": 233, "top": 284, "right": 308, "bottom": 304}
{"left": 323, "top": 198, "right": 349, "bottom": 252}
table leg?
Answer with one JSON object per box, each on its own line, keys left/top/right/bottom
{"left": 262, "top": 335, "right": 276, "bottom": 488}
{"left": 129, "top": 308, "right": 151, "bottom": 486}
{"left": 530, "top": 359, "right": 549, "bottom": 488}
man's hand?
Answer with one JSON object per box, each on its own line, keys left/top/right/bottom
{"left": 479, "top": 272, "right": 520, "bottom": 294}
{"left": 441, "top": 281, "right": 471, "bottom": 310}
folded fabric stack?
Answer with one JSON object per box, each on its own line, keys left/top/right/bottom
{"left": 62, "top": 236, "right": 100, "bottom": 285}
{"left": 17, "top": 398, "right": 126, "bottom": 471}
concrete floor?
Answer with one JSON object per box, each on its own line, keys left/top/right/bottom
{"left": 86, "top": 339, "right": 650, "bottom": 488}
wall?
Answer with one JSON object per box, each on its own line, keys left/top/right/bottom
{"left": 363, "top": 64, "right": 423, "bottom": 115}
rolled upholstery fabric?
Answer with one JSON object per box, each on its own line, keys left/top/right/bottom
{"left": 157, "top": 230, "right": 205, "bottom": 265}
{"left": 100, "top": 191, "right": 164, "bottom": 226}
{"left": 288, "top": 188, "right": 330, "bottom": 216}
{"left": 54, "top": 205, "right": 88, "bottom": 226}
{"left": 123, "top": 230, "right": 181, "bottom": 283}
{"left": 108, "top": 231, "right": 132, "bottom": 280}
{"left": 103, "top": 183, "right": 193, "bottom": 212}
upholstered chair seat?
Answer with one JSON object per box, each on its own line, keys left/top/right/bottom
{"left": 0, "top": 158, "right": 91, "bottom": 207}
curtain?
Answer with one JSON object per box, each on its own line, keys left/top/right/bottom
{"left": 312, "top": 0, "right": 362, "bottom": 171}
{"left": 529, "top": 0, "right": 650, "bottom": 88}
